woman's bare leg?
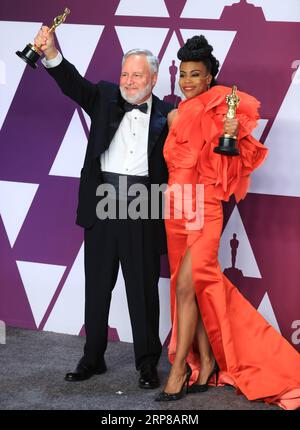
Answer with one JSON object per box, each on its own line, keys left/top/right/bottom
{"left": 163, "top": 248, "right": 198, "bottom": 393}
{"left": 194, "top": 310, "right": 216, "bottom": 384}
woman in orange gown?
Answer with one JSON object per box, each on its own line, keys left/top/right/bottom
{"left": 155, "top": 35, "right": 300, "bottom": 409}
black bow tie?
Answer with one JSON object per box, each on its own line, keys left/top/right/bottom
{"left": 124, "top": 101, "right": 148, "bottom": 114}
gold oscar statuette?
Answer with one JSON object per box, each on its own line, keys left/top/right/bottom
{"left": 214, "top": 85, "right": 240, "bottom": 156}
{"left": 16, "top": 8, "right": 71, "bottom": 69}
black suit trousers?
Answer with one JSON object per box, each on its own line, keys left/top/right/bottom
{"left": 83, "top": 203, "right": 162, "bottom": 370}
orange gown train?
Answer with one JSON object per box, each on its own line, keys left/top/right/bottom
{"left": 163, "top": 86, "right": 300, "bottom": 410}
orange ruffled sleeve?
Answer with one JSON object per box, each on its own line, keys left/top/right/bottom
{"left": 191, "top": 86, "right": 268, "bottom": 202}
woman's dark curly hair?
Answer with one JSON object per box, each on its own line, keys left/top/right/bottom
{"left": 177, "top": 35, "right": 220, "bottom": 86}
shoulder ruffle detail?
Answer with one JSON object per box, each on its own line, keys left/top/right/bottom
{"left": 186, "top": 86, "right": 269, "bottom": 202}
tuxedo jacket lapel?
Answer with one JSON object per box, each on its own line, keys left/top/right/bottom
{"left": 148, "top": 95, "right": 168, "bottom": 158}
{"left": 108, "top": 94, "right": 126, "bottom": 145}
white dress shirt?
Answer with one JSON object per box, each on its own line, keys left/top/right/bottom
{"left": 42, "top": 52, "right": 151, "bottom": 176}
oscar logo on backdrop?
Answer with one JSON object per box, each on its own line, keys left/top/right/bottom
{"left": 223, "top": 233, "right": 244, "bottom": 286}
{"left": 163, "top": 60, "right": 182, "bottom": 107}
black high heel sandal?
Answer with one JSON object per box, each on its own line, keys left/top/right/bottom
{"left": 189, "top": 360, "right": 219, "bottom": 393}
{"left": 155, "top": 364, "right": 192, "bottom": 402}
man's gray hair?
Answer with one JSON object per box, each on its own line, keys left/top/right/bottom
{"left": 122, "top": 49, "right": 159, "bottom": 74}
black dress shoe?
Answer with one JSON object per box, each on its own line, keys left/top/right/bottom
{"left": 138, "top": 364, "right": 160, "bottom": 389}
{"left": 64, "top": 358, "right": 107, "bottom": 382}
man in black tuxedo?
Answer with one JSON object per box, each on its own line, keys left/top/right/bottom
{"left": 35, "top": 27, "right": 172, "bottom": 388}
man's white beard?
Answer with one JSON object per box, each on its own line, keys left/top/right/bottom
{"left": 120, "top": 81, "right": 152, "bottom": 104}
